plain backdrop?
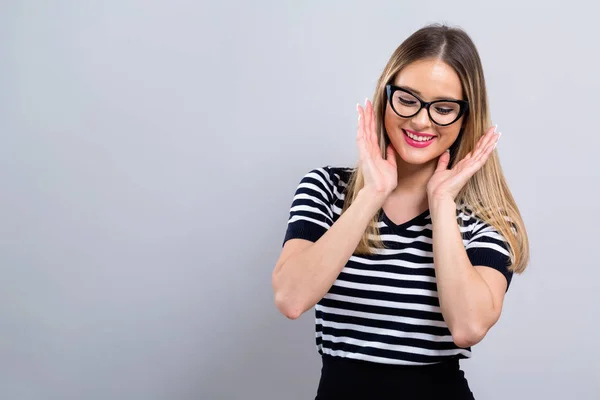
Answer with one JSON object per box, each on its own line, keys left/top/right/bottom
{"left": 2, "top": 1, "right": 599, "bottom": 399}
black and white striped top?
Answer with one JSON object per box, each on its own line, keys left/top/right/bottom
{"left": 283, "top": 166, "right": 513, "bottom": 366}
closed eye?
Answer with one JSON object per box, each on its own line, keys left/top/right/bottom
{"left": 398, "top": 98, "right": 417, "bottom": 106}
{"left": 435, "top": 107, "right": 454, "bottom": 115}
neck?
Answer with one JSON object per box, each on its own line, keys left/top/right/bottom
{"left": 391, "top": 157, "right": 438, "bottom": 197}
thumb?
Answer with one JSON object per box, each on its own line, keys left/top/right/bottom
{"left": 386, "top": 144, "right": 397, "bottom": 167}
{"left": 435, "top": 150, "right": 450, "bottom": 172}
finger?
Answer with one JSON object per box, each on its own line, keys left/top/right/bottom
{"left": 452, "top": 151, "right": 472, "bottom": 171}
{"left": 356, "top": 104, "right": 367, "bottom": 160}
{"left": 367, "top": 99, "right": 377, "bottom": 142}
{"left": 483, "top": 125, "right": 500, "bottom": 149}
{"left": 362, "top": 104, "right": 376, "bottom": 153}
{"left": 356, "top": 104, "right": 362, "bottom": 140}
{"left": 473, "top": 127, "right": 496, "bottom": 158}
{"left": 476, "top": 141, "right": 497, "bottom": 162}
{"left": 365, "top": 100, "right": 380, "bottom": 158}
{"left": 473, "top": 133, "right": 489, "bottom": 155}
{"left": 475, "top": 131, "right": 500, "bottom": 162}
{"left": 461, "top": 150, "right": 487, "bottom": 177}
{"left": 363, "top": 99, "right": 372, "bottom": 144}
{"left": 492, "top": 127, "right": 502, "bottom": 147}
{"left": 482, "top": 125, "right": 499, "bottom": 147}
{"left": 466, "top": 144, "right": 495, "bottom": 177}
{"left": 357, "top": 103, "right": 367, "bottom": 141}
{"left": 435, "top": 150, "right": 451, "bottom": 172}
{"left": 477, "top": 125, "right": 496, "bottom": 146}
{"left": 463, "top": 151, "right": 473, "bottom": 161}
{"left": 386, "top": 144, "right": 397, "bottom": 167}
{"left": 459, "top": 127, "right": 496, "bottom": 175}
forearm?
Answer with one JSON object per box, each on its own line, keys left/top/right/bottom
{"left": 273, "top": 188, "right": 385, "bottom": 319}
{"left": 430, "top": 197, "right": 497, "bottom": 347}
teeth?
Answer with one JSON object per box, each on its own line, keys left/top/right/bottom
{"left": 406, "top": 131, "right": 434, "bottom": 142}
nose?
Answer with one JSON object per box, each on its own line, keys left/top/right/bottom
{"left": 410, "top": 107, "right": 432, "bottom": 130}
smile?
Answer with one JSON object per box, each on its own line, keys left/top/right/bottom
{"left": 403, "top": 129, "right": 436, "bottom": 148}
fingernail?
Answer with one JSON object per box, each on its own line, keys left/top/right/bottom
{"left": 365, "top": 98, "right": 369, "bottom": 106}
{"left": 494, "top": 124, "right": 498, "bottom": 133}
{"left": 497, "top": 131, "right": 502, "bottom": 138}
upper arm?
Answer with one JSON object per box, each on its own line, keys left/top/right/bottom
{"left": 466, "top": 218, "right": 514, "bottom": 324}
{"left": 273, "top": 238, "right": 313, "bottom": 278}
{"left": 474, "top": 265, "right": 508, "bottom": 324}
{"left": 273, "top": 167, "right": 336, "bottom": 277}
{"left": 281, "top": 167, "right": 336, "bottom": 244}
{"left": 466, "top": 220, "right": 513, "bottom": 290}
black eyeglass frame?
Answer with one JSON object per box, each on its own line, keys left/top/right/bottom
{"left": 385, "top": 84, "right": 469, "bottom": 127}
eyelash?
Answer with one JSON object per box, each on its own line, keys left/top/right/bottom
{"left": 435, "top": 107, "right": 453, "bottom": 115}
{"left": 396, "top": 95, "right": 456, "bottom": 114}
{"left": 398, "top": 98, "right": 417, "bottom": 105}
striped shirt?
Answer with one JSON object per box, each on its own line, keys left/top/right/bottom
{"left": 283, "top": 166, "right": 513, "bottom": 366}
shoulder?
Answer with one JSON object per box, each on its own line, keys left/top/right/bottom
{"left": 296, "top": 166, "right": 355, "bottom": 195}
{"left": 283, "top": 166, "right": 354, "bottom": 244}
{"left": 456, "top": 205, "right": 511, "bottom": 244}
{"left": 305, "top": 165, "right": 354, "bottom": 183}
{"left": 456, "top": 206, "right": 492, "bottom": 237}
{"left": 457, "top": 205, "right": 514, "bottom": 289}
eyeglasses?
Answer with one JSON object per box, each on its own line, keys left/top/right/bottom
{"left": 385, "top": 84, "right": 469, "bottom": 126}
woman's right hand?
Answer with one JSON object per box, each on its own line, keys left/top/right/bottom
{"left": 356, "top": 99, "right": 398, "bottom": 200}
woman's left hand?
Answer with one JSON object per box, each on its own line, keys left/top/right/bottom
{"left": 426, "top": 125, "right": 501, "bottom": 203}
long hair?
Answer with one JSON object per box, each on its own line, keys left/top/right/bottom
{"left": 342, "top": 24, "right": 529, "bottom": 273}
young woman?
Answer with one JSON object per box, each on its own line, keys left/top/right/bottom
{"left": 271, "top": 24, "right": 529, "bottom": 400}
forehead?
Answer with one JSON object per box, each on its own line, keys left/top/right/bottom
{"left": 393, "top": 59, "right": 463, "bottom": 100}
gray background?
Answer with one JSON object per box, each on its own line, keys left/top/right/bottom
{"left": 2, "top": 1, "right": 599, "bottom": 399}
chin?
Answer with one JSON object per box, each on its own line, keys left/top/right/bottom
{"left": 395, "top": 148, "right": 439, "bottom": 165}
{"left": 391, "top": 132, "right": 443, "bottom": 166}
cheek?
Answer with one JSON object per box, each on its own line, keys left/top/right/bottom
{"left": 438, "top": 126, "right": 461, "bottom": 143}
{"left": 383, "top": 107, "right": 395, "bottom": 132}
{"left": 384, "top": 107, "right": 407, "bottom": 135}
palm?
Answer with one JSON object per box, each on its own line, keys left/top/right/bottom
{"left": 427, "top": 126, "right": 500, "bottom": 200}
{"left": 356, "top": 100, "right": 397, "bottom": 195}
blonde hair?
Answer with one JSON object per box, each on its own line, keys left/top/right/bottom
{"left": 343, "top": 24, "right": 530, "bottom": 273}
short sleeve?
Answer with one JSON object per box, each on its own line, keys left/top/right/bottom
{"left": 283, "top": 167, "right": 335, "bottom": 245}
{"left": 466, "top": 220, "right": 514, "bottom": 290}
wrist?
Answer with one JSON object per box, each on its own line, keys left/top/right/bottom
{"left": 356, "top": 187, "right": 388, "bottom": 212}
{"left": 428, "top": 195, "right": 456, "bottom": 217}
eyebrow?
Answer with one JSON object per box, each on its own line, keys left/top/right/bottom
{"left": 398, "top": 85, "right": 462, "bottom": 102}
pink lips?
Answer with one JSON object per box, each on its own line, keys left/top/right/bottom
{"left": 403, "top": 129, "right": 436, "bottom": 148}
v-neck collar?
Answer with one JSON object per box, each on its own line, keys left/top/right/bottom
{"left": 379, "top": 208, "right": 431, "bottom": 232}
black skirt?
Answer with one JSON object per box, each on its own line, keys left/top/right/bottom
{"left": 315, "top": 354, "right": 475, "bottom": 400}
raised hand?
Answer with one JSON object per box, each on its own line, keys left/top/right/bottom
{"left": 426, "top": 125, "right": 501, "bottom": 202}
{"left": 356, "top": 99, "right": 398, "bottom": 198}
